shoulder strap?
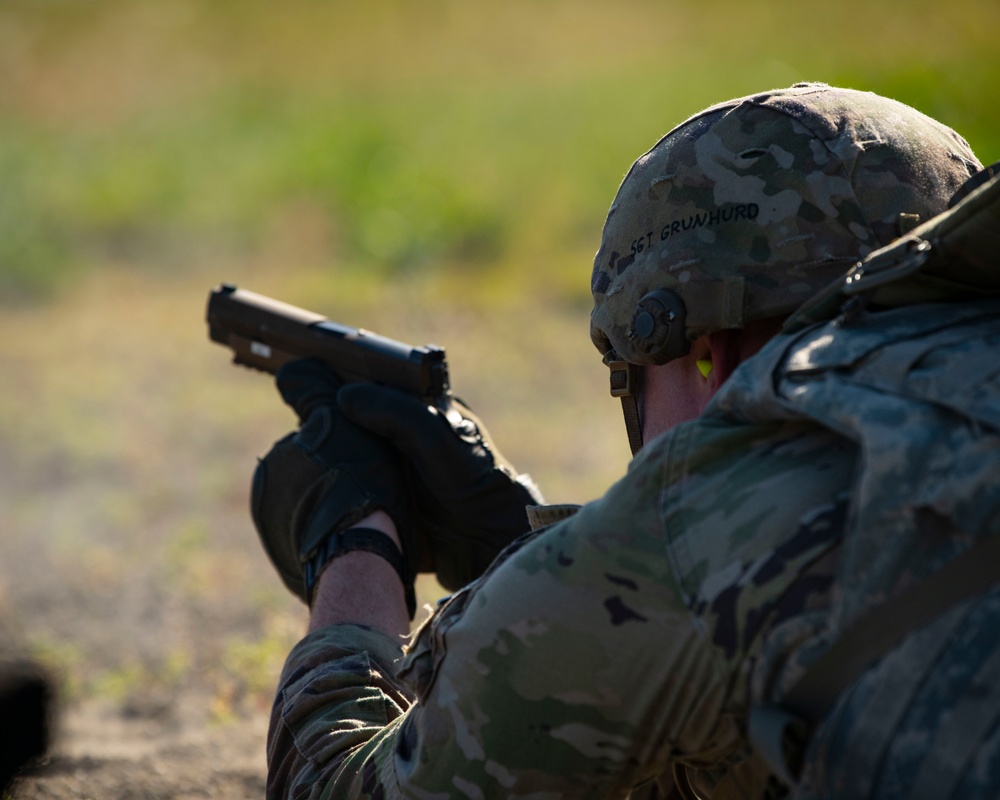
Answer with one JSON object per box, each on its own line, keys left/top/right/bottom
{"left": 750, "top": 530, "right": 1000, "bottom": 784}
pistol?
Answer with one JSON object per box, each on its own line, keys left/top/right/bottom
{"left": 205, "top": 284, "right": 450, "bottom": 402}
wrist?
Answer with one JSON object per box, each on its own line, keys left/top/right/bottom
{"left": 349, "top": 510, "right": 400, "bottom": 548}
{"left": 308, "top": 548, "right": 410, "bottom": 636}
{"left": 306, "top": 511, "right": 415, "bottom": 621}
{"left": 305, "top": 512, "right": 400, "bottom": 588}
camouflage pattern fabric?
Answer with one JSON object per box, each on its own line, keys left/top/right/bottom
{"left": 590, "top": 83, "right": 982, "bottom": 365}
{"left": 266, "top": 294, "right": 1000, "bottom": 799}
{"left": 728, "top": 297, "right": 1000, "bottom": 800}
{"left": 266, "top": 356, "right": 859, "bottom": 797}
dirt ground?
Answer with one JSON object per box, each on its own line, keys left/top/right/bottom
{"left": 0, "top": 274, "right": 327, "bottom": 799}
{"left": 2, "top": 451, "right": 299, "bottom": 800}
{"left": 0, "top": 269, "right": 626, "bottom": 800}
{"left": 12, "top": 695, "right": 270, "bottom": 799}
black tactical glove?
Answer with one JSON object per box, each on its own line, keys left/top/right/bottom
{"left": 251, "top": 360, "right": 419, "bottom": 615}
{"left": 337, "top": 384, "right": 544, "bottom": 590}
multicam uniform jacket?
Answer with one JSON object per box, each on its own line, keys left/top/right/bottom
{"left": 267, "top": 298, "right": 1000, "bottom": 800}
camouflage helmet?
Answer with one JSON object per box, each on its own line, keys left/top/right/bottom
{"left": 590, "top": 83, "right": 982, "bottom": 365}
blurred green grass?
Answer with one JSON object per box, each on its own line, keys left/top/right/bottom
{"left": 1, "top": 0, "right": 999, "bottom": 713}
{"left": 1, "top": 0, "right": 997, "bottom": 299}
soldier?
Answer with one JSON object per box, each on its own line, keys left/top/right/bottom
{"left": 252, "top": 83, "right": 1000, "bottom": 798}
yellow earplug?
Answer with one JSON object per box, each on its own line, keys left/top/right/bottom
{"left": 696, "top": 359, "right": 713, "bottom": 379}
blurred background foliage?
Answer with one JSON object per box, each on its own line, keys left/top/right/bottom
{"left": 1, "top": 0, "right": 997, "bottom": 301}
{"left": 0, "top": 0, "right": 998, "bottom": 729}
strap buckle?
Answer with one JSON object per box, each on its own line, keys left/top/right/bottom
{"left": 842, "top": 238, "right": 932, "bottom": 296}
{"left": 604, "top": 354, "right": 636, "bottom": 399}
{"left": 603, "top": 351, "right": 644, "bottom": 455}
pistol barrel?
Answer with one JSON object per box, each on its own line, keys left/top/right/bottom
{"left": 206, "top": 284, "right": 450, "bottom": 400}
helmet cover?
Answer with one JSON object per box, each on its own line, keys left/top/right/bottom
{"left": 590, "top": 83, "right": 982, "bottom": 364}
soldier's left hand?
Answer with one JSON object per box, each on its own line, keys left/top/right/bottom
{"left": 250, "top": 360, "right": 424, "bottom": 614}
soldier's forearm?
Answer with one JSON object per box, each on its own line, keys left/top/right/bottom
{"left": 308, "top": 511, "right": 410, "bottom": 638}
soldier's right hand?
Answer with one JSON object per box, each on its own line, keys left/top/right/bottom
{"left": 337, "top": 383, "right": 544, "bottom": 591}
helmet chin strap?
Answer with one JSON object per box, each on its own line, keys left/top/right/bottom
{"left": 604, "top": 351, "right": 644, "bottom": 456}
